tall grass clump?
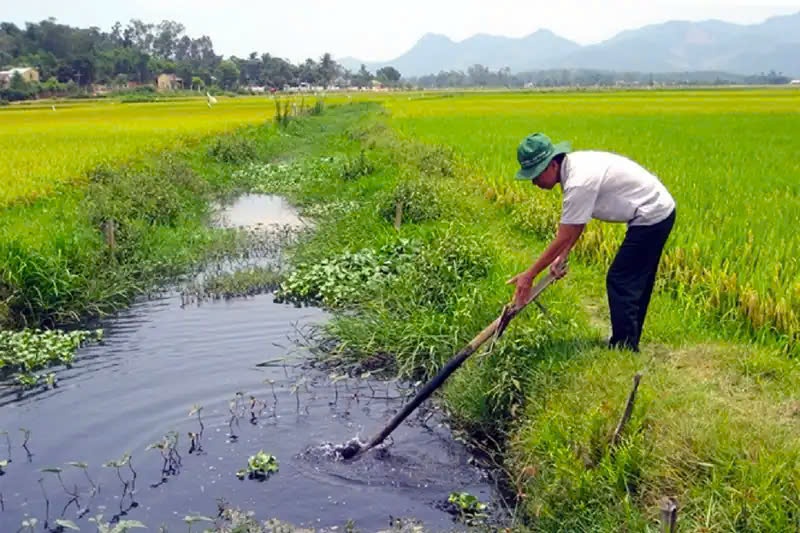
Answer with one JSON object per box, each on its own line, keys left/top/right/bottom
{"left": 207, "top": 133, "right": 258, "bottom": 164}
{"left": 378, "top": 173, "right": 444, "bottom": 224}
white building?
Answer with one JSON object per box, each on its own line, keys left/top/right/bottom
{"left": 0, "top": 67, "right": 40, "bottom": 87}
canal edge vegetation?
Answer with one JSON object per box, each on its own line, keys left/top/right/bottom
{"left": 1, "top": 100, "right": 799, "bottom": 531}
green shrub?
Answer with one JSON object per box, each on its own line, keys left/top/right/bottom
{"left": 340, "top": 149, "right": 374, "bottom": 181}
{"left": 88, "top": 156, "right": 210, "bottom": 230}
{"left": 380, "top": 176, "right": 444, "bottom": 224}
{"left": 411, "top": 143, "right": 457, "bottom": 178}
{"left": 207, "top": 134, "right": 258, "bottom": 164}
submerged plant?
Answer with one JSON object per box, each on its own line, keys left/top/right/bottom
{"left": 67, "top": 462, "right": 96, "bottom": 492}
{"left": 20, "top": 427, "right": 32, "bottom": 461}
{"left": 1, "top": 430, "right": 10, "bottom": 459}
{"left": 189, "top": 404, "right": 204, "bottom": 432}
{"left": 40, "top": 467, "right": 72, "bottom": 495}
{"left": 147, "top": 432, "right": 182, "bottom": 483}
{"left": 235, "top": 451, "right": 278, "bottom": 481}
{"left": 19, "top": 517, "right": 38, "bottom": 533}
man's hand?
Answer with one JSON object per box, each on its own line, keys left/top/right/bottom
{"left": 550, "top": 255, "right": 569, "bottom": 279}
{"left": 506, "top": 270, "right": 534, "bottom": 309}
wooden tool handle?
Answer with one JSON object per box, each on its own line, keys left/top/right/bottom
{"left": 359, "top": 271, "right": 558, "bottom": 455}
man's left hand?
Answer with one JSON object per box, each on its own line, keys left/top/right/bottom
{"left": 550, "top": 256, "right": 569, "bottom": 279}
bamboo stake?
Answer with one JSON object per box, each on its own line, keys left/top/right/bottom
{"left": 611, "top": 373, "right": 642, "bottom": 447}
{"left": 659, "top": 497, "right": 678, "bottom": 533}
{"left": 394, "top": 201, "right": 403, "bottom": 230}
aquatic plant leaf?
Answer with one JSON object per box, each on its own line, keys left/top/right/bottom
{"left": 55, "top": 519, "right": 80, "bottom": 530}
{"left": 67, "top": 461, "right": 88, "bottom": 469}
{"left": 183, "top": 515, "right": 214, "bottom": 524}
{"left": 40, "top": 466, "right": 63, "bottom": 473}
{"left": 112, "top": 520, "right": 147, "bottom": 532}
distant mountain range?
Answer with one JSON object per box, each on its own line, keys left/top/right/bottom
{"left": 339, "top": 12, "right": 800, "bottom": 77}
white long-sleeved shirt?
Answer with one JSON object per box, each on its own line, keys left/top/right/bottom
{"left": 559, "top": 151, "right": 676, "bottom": 226}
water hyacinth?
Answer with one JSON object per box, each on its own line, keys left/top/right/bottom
{"left": 0, "top": 328, "right": 103, "bottom": 386}
{"left": 233, "top": 157, "right": 342, "bottom": 194}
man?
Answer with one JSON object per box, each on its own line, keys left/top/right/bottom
{"left": 507, "top": 132, "right": 676, "bottom": 352}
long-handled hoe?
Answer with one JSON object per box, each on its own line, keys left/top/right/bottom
{"left": 338, "top": 266, "right": 563, "bottom": 460}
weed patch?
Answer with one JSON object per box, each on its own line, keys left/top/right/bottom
{"left": 207, "top": 133, "right": 258, "bottom": 164}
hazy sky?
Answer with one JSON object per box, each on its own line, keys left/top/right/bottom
{"left": 6, "top": 1, "right": 799, "bottom": 63}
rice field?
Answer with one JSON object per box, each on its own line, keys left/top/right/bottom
{"left": 384, "top": 88, "right": 800, "bottom": 349}
{"left": 0, "top": 95, "right": 329, "bottom": 208}
{"left": 2, "top": 89, "right": 798, "bottom": 344}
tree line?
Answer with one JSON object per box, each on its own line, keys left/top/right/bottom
{"left": 409, "top": 64, "right": 794, "bottom": 88}
{"left": 0, "top": 18, "right": 404, "bottom": 100}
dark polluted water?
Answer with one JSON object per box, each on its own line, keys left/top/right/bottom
{"left": 0, "top": 196, "right": 501, "bottom": 532}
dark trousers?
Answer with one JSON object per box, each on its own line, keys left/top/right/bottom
{"left": 607, "top": 209, "right": 675, "bottom": 352}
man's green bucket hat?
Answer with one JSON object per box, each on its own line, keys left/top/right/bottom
{"left": 515, "top": 133, "right": 572, "bottom": 180}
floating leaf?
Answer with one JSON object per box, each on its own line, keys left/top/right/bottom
{"left": 113, "top": 520, "right": 146, "bottom": 531}
{"left": 67, "top": 461, "right": 88, "bottom": 469}
{"left": 183, "top": 515, "right": 214, "bottom": 524}
{"left": 188, "top": 404, "right": 203, "bottom": 417}
{"left": 55, "top": 519, "right": 81, "bottom": 530}
{"left": 40, "top": 466, "right": 63, "bottom": 473}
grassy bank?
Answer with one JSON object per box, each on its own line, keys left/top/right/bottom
{"left": 251, "top": 103, "right": 800, "bottom": 531}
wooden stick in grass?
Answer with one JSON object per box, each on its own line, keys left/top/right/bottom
{"left": 394, "top": 201, "right": 403, "bottom": 230}
{"left": 659, "top": 497, "right": 678, "bottom": 533}
{"left": 611, "top": 372, "right": 642, "bottom": 448}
